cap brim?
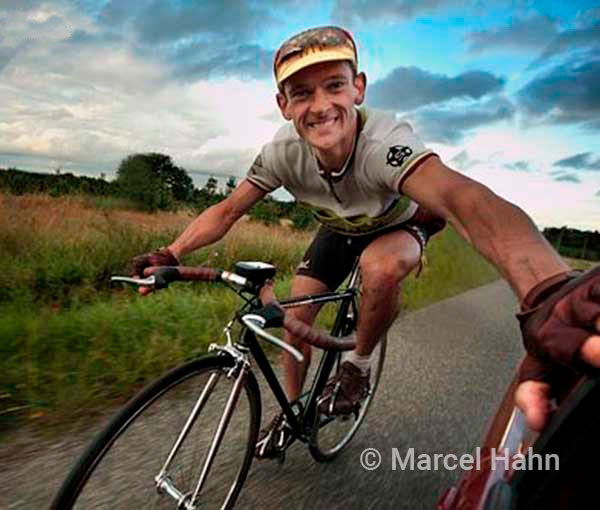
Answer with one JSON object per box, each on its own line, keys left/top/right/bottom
{"left": 276, "top": 47, "right": 356, "bottom": 85}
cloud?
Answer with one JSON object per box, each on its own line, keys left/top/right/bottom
{"left": 133, "top": 0, "right": 275, "bottom": 45}
{"left": 368, "top": 66, "right": 505, "bottom": 111}
{"left": 0, "top": 44, "right": 19, "bottom": 72}
{"left": 61, "top": 28, "right": 123, "bottom": 47}
{"left": 172, "top": 43, "right": 273, "bottom": 81}
{"left": 448, "top": 150, "right": 481, "bottom": 171}
{"left": 518, "top": 60, "right": 600, "bottom": 130}
{"left": 408, "top": 96, "right": 515, "bottom": 144}
{"left": 554, "top": 173, "right": 582, "bottom": 183}
{"left": 466, "top": 15, "right": 559, "bottom": 53}
{"left": 504, "top": 160, "right": 531, "bottom": 172}
{"left": 527, "top": 21, "right": 600, "bottom": 69}
{"left": 553, "top": 152, "right": 600, "bottom": 171}
{"left": 332, "top": 0, "right": 461, "bottom": 23}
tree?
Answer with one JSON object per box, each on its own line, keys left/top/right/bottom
{"left": 225, "top": 176, "right": 237, "bottom": 195}
{"left": 116, "top": 153, "right": 193, "bottom": 211}
{"left": 203, "top": 176, "right": 218, "bottom": 195}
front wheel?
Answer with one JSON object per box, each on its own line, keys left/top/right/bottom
{"left": 308, "top": 335, "right": 386, "bottom": 462}
{"left": 51, "top": 355, "right": 261, "bottom": 510}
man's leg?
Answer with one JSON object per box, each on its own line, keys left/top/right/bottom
{"left": 281, "top": 274, "right": 329, "bottom": 402}
{"left": 318, "top": 229, "right": 422, "bottom": 416}
{"left": 355, "top": 228, "right": 422, "bottom": 356}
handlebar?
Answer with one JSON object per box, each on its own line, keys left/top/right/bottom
{"left": 111, "top": 264, "right": 357, "bottom": 356}
{"left": 259, "top": 281, "right": 356, "bottom": 351}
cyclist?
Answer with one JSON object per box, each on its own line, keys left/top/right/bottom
{"left": 133, "top": 26, "right": 600, "bottom": 460}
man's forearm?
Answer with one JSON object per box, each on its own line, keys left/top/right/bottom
{"left": 168, "top": 201, "right": 236, "bottom": 260}
{"left": 166, "top": 179, "right": 266, "bottom": 261}
{"left": 450, "top": 183, "right": 569, "bottom": 301}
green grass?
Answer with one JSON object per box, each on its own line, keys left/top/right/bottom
{"left": 0, "top": 192, "right": 501, "bottom": 427}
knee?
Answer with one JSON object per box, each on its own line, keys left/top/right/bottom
{"left": 359, "top": 249, "right": 420, "bottom": 287}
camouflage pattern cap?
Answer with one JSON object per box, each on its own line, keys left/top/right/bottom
{"left": 274, "top": 26, "right": 358, "bottom": 86}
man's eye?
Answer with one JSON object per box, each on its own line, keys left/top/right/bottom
{"left": 328, "top": 81, "right": 344, "bottom": 90}
{"left": 292, "top": 90, "right": 309, "bottom": 99}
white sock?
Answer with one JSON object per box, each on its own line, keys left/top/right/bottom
{"left": 345, "top": 351, "right": 371, "bottom": 375}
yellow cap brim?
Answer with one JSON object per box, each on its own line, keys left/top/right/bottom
{"left": 276, "top": 46, "right": 356, "bottom": 85}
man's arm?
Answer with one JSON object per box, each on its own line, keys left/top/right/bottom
{"left": 402, "top": 156, "right": 600, "bottom": 432}
{"left": 168, "top": 179, "right": 267, "bottom": 260}
{"left": 400, "top": 156, "right": 569, "bottom": 300}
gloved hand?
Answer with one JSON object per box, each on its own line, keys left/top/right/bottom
{"left": 131, "top": 246, "right": 179, "bottom": 278}
{"left": 515, "top": 265, "right": 600, "bottom": 431}
{"left": 518, "top": 266, "right": 600, "bottom": 369}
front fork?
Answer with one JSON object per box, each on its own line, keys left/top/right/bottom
{"left": 155, "top": 352, "right": 249, "bottom": 510}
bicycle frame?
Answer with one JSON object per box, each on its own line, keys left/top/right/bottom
{"left": 244, "top": 261, "right": 361, "bottom": 440}
{"left": 154, "top": 262, "right": 361, "bottom": 508}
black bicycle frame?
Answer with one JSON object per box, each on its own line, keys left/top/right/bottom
{"left": 238, "top": 286, "right": 359, "bottom": 441}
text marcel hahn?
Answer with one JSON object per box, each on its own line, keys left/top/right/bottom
{"left": 391, "top": 447, "right": 559, "bottom": 471}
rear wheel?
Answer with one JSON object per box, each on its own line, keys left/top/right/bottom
{"left": 308, "top": 336, "right": 386, "bottom": 461}
{"left": 51, "top": 355, "right": 261, "bottom": 510}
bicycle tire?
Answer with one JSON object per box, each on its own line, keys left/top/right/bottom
{"left": 51, "top": 354, "right": 261, "bottom": 510}
{"left": 308, "top": 335, "right": 386, "bottom": 462}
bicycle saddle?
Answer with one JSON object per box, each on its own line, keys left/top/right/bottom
{"left": 234, "top": 261, "right": 277, "bottom": 287}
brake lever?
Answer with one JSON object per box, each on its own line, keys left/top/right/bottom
{"left": 111, "top": 275, "right": 156, "bottom": 287}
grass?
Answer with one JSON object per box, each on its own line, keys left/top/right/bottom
{"left": 0, "top": 191, "right": 510, "bottom": 427}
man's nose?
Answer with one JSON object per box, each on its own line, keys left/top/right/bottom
{"left": 309, "top": 87, "right": 331, "bottom": 114}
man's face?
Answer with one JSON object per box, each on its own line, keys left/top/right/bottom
{"left": 277, "top": 61, "right": 366, "bottom": 155}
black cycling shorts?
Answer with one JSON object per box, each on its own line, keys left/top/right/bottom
{"left": 296, "top": 212, "right": 445, "bottom": 291}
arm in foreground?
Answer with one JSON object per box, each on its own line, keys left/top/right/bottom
{"left": 402, "top": 157, "right": 600, "bottom": 430}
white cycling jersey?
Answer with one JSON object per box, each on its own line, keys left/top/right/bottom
{"left": 247, "top": 107, "right": 437, "bottom": 235}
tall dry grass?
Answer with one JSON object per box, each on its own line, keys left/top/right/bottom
{"left": 1, "top": 191, "right": 501, "bottom": 426}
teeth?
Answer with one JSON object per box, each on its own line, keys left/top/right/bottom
{"left": 308, "top": 117, "right": 338, "bottom": 128}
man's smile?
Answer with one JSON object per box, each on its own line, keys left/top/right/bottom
{"left": 306, "top": 115, "right": 340, "bottom": 129}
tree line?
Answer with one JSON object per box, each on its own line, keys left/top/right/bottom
{"left": 0, "top": 152, "right": 316, "bottom": 230}
{"left": 543, "top": 227, "right": 600, "bottom": 261}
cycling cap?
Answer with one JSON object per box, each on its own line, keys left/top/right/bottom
{"left": 274, "top": 26, "right": 358, "bottom": 87}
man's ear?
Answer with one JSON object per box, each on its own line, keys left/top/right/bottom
{"left": 276, "top": 92, "right": 292, "bottom": 121}
{"left": 354, "top": 72, "right": 367, "bottom": 105}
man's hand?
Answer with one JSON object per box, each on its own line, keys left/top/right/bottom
{"left": 516, "top": 265, "right": 600, "bottom": 430}
{"left": 130, "top": 247, "right": 179, "bottom": 295}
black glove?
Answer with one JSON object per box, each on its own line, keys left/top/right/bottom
{"left": 131, "top": 247, "right": 179, "bottom": 278}
{"left": 518, "top": 265, "right": 600, "bottom": 372}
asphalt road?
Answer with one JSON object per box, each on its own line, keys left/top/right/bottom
{"left": 0, "top": 279, "right": 525, "bottom": 510}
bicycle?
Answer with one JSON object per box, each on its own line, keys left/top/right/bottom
{"left": 51, "top": 259, "right": 387, "bottom": 510}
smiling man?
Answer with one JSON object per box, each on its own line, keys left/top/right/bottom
{"left": 133, "top": 26, "right": 600, "bottom": 461}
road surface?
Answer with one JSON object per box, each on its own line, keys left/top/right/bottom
{"left": 0, "top": 280, "right": 524, "bottom": 509}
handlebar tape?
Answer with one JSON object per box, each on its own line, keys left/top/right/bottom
{"left": 152, "top": 266, "right": 221, "bottom": 289}
{"left": 259, "top": 280, "right": 356, "bottom": 352}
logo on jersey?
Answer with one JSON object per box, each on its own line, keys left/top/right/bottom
{"left": 386, "top": 145, "right": 413, "bottom": 167}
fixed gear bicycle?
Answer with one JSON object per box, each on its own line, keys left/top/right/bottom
{"left": 51, "top": 259, "right": 386, "bottom": 510}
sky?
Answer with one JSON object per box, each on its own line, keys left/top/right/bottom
{"left": 0, "top": 0, "right": 599, "bottom": 230}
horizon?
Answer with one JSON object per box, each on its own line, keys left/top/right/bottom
{"left": 1, "top": 1, "right": 599, "bottom": 230}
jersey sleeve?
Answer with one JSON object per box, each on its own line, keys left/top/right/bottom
{"left": 246, "top": 143, "right": 283, "bottom": 193}
{"left": 367, "top": 122, "right": 437, "bottom": 194}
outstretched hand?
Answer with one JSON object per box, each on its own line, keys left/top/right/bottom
{"left": 130, "top": 247, "right": 179, "bottom": 296}
{"left": 515, "top": 265, "right": 600, "bottom": 431}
